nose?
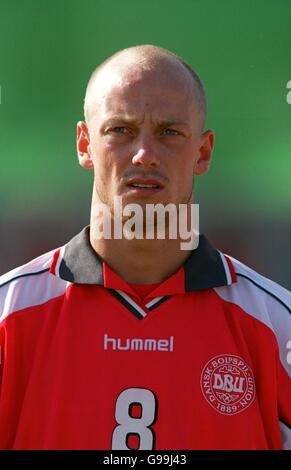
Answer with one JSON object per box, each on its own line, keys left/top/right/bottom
{"left": 131, "top": 139, "right": 160, "bottom": 169}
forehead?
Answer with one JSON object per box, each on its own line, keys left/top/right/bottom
{"left": 88, "top": 62, "right": 198, "bottom": 122}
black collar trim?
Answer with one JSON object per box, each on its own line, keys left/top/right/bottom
{"left": 56, "top": 226, "right": 234, "bottom": 291}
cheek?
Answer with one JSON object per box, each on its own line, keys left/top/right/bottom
{"left": 93, "top": 139, "right": 128, "bottom": 164}
{"left": 91, "top": 141, "right": 111, "bottom": 170}
{"left": 92, "top": 149, "right": 125, "bottom": 186}
{"left": 170, "top": 157, "right": 195, "bottom": 180}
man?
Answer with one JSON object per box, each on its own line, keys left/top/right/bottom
{"left": 0, "top": 45, "right": 290, "bottom": 450}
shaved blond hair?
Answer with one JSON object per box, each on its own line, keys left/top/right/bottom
{"left": 84, "top": 44, "right": 207, "bottom": 130}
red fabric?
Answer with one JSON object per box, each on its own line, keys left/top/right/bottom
{"left": 129, "top": 283, "right": 160, "bottom": 299}
{"left": 0, "top": 284, "right": 288, "bottom": 450}
{"left": 49, "top": 248, "right": 61, "bottom": 275}
{"left": 103, "top": 263, "right": 185, "bottom": 300}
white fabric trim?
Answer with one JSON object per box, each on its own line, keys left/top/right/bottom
{"left": 215, "top": 256, "right": 291, "bottom": 377}
{"left": 218, "top": 252, "right": 233, "bottom": 285}
{"left": 116, "top": 290, "right": 147, "bottom": 318}
{"left": 0, "top": 249, "right": 55, "bottom": 286}
{"left": 0, "top": 250, "right": 69, "bottom": 323}
{"left": 146, "top": 297, "right": 164, "bottom": 308}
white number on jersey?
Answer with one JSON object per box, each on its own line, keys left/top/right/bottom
{"left": 112, "top": 387, "right": 157, "bottom": 450}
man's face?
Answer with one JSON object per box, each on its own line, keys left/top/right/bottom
{"left": 78, "top": 60, "right": 214, "bottom": 214}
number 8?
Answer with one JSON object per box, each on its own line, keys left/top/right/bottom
{"left": 112, "top": 388, "right": 157, "bottom": 450}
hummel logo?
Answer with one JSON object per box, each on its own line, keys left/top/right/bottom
{"left": 104, "top": 334, "right": 174, "bottom": 352}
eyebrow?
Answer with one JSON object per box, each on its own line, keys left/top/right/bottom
{"left": 103, "top": 117, "right": 189, "bottom": 127}
{"left": 156, "top": 120, "right": 189, "bottom": 128}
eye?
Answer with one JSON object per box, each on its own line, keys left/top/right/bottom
{"left": 162, "top": 128, "right": 179, "bottom": 136}
{"left": 111, "top": 127, "right": 128, "bottom": 134}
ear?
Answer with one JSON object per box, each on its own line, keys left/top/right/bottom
{"left": 76, "top": 121, "right": 94, "bottom": 169}
{"left": 194, "top": 129, "right": 215, "bottom": 176}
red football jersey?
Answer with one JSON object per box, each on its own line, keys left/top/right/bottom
{"left": 0, "top": 226, "right": 290, "bottom": 449}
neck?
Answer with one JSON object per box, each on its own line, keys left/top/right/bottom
{"left": 90, "top": 234, "right": 192, "bottom": 284}
{"left": 89, "top": 191, "right": 197, "bottom": 284}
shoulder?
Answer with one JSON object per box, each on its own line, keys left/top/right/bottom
{"left": 0, "top": 248, "right": 69, "bottom": 323}
{"left": 216, "top": 254, "right": 291, "bottom": 373}
{"left": 0, "top": 249, "right": 54, "bottom": 289}
{"left": 217, "top": 254, "right": 290, "bottom": 318}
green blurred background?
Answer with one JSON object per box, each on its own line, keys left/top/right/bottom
{"left": 0, "top": 0, "right": 290, "bottom": 287}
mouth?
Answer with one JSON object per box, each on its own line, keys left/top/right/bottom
{"left": 125, "top": 178, "right": 165, "bottom": 195}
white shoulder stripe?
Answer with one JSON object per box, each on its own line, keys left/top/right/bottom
{"left": 0, "top": 250, "right": 70, "bottom": 323}
{"left": 231, "top": 256, "right": 291, "bottom": 308}
{"left": 0, "top": 249, "right": 55, "bottom": 288}
{"left": 215, "top": 256, "right": 291, "bottom": 377}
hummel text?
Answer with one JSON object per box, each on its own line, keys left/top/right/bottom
{"left": 104, "top": 334, "right": 174, "bottom": 352}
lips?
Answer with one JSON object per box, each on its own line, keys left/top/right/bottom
{"left": 126, "top": 178, "right": 165, "bottom": 190}
{"left": 131, "top": 183, "right": 160, "bottom": 188}
{"left": 124, "top": 177, "right": 165, "bottom": 196}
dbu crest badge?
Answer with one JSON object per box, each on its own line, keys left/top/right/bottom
{"left": 201, "top": 354, "right": 256, "bottom": 415}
